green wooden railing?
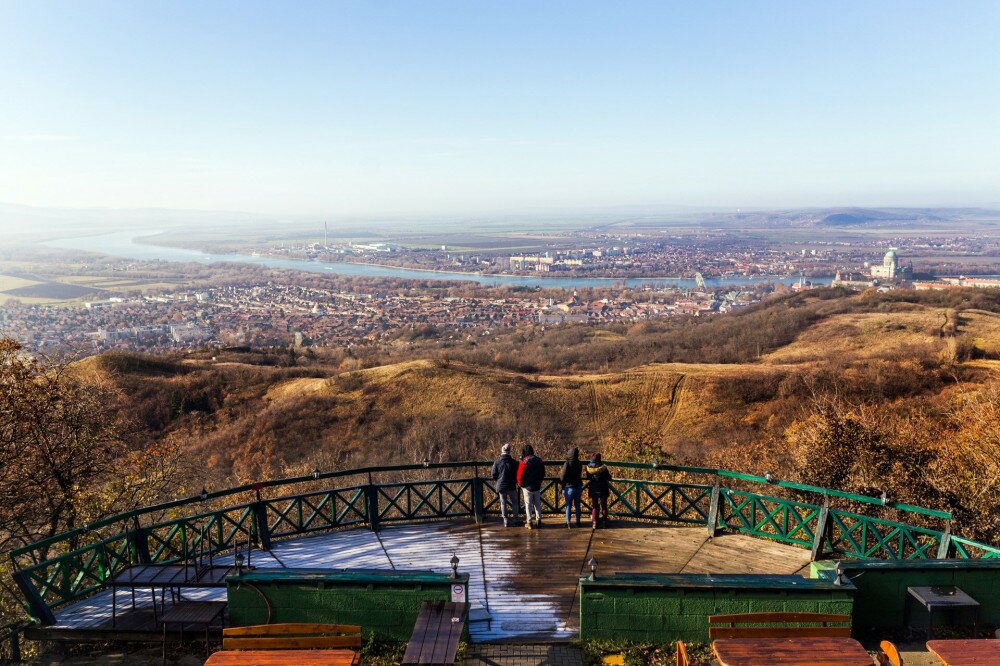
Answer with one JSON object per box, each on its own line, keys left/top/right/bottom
{"left": 8, "top": 460, "right": 1000, "bottom": 625}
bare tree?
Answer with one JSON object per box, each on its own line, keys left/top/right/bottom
{"left": 0, "top": 338, "right": 174, "bottom": 559}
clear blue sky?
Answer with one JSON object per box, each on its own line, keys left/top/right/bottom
{"left": 1, "top": 1, "right": 998, "bottom": 216}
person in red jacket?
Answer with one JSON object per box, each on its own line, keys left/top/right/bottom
{"left": 517, "top": 445, "right": 545, "bottom": 529}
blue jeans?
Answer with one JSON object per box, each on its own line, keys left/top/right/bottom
{"left": 564, "top": 485, "right": 583, "bottom": 523}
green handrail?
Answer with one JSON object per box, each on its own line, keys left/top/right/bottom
{"left": 11, "top": 460, "right": 997, "bottom": 625}
{"left": 6, "top": 460, "right": 952, "bottom": 561}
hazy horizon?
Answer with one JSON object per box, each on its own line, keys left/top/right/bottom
{"left": 2, "top": 1, "right": 999, "bottom": 218}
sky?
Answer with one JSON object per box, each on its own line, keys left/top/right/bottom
{"left": 1, "top": 1, "right": 999, "bottom": 217}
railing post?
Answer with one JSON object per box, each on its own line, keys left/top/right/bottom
{"left": 706, "top": 477, "right": 721, "bottom": 537}
{"left": 472, "top": 476, "right": 485, "bottom": 523}
{"left": 251, "top": 501, "right": 272, "bottom": 551}
{"left": 936, "top": 521, "right": 953, "bottom": 559}
{"left": 811, "top": 496, "right": 831, "bottom": 561}
{"left": 365, "top": 483, "right": 380, "bottom": 532}
{"left": 11, "top": 570, "right": 56, "bottom": 626}
{"left": 128, "top": 526, "right": 151, "bottom": 565}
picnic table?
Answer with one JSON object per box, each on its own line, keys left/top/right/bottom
{"left": 927, "top": 639, "right": 1000, "bottom": 665}
{"left": 160, "top": 600, "right": 227, "bottom": 662}
{"left": 712, "top": 637, "right": 872, "bottom": 666}
{"left": 204, "top": 648, "right": 359, "bottom": 665}
{"left": 108, "top": 564, "right": 234, "bottom": 626}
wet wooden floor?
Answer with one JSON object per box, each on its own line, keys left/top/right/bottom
{"left": 52, "top": 518, "right": 810, "bottom": 642}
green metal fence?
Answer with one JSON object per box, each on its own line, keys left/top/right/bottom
{"left": 8, "top": 460, "right": 1000, "bottom": 625}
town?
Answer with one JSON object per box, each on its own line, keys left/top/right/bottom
{"left": 4, "top": 236, "right": 1000, "bottom": 356}
{"left": 258, "top": 230, "right": 1000, "bottom": 281}
{"left": 0, "top": 272, "right": 764, "bottom": 355}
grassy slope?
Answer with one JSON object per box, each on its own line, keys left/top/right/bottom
{"left": 76, "top": 289, "right": 1000, "bottom": 490}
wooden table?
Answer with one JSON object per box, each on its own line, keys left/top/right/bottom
{"left": 927, "top": 639, "right": 1000, "bottom": 665}
{"left": 108, "top": 564, "right": 234, "bottom": 627}
{"left": 713, "top": 637, "right": 873, "bottom": 665}
{"left": 160, "top": 600, "right": 227, "bottom": 662}
{"left": 204, "top": 649, "right": 359, "bottom": 665}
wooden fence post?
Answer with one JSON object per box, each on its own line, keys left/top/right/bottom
{"left": 252, "top": 501, "right": 272, "bottom": 551}
{"left": 365, "top": 484, "right": 380, "bottom": 532}
{"left": 811, "top": 496, "right": 831, "bottom": 561}
{"left": 936, "top": 521, "right": 953, "bottom": 559}
{"left": 706, "top": 477, "right": 721, "bottom": 537}
{"left": 128, "top": 526, "right": 151, "bottom": 565}
{"left": 472, "top": 477, "right": 485, "bottom": 523}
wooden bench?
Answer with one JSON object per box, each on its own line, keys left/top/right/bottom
{"left": 708, "top": 611, "right": 852, "bottom": 639}
{"left": 204, "top": 623, "right": 362, "bottom": 665}
{"left": 403, "top": 601, "right": 469, "bottom": 665}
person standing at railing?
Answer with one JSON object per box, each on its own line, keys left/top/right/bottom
{"left": 561, "top": 447, "right": 584, "bottom": 529}
{"left": 517, "top": 445, "right": 545, "bottom": 529}
{"left": 491, "top": 443, "right": 520, "bottom": 527}
{"left": 586, "top": 453, "right": 612, "bottom": 529}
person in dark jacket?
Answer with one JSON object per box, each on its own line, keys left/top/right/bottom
{"left": 560, "top": 447, "right": 584, "bottom": 528}
{"left": 491, "top": 443, "right": 519, "bottom": 527}
{"left": 586, "top": 453, "right": 612, "bottom": 529}
{"left": 517, "top": 445, "right": 545, "bottom": 529}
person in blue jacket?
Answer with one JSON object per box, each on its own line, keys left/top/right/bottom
{"left": 560, "top": 447, "right": 584, "bottom": 528}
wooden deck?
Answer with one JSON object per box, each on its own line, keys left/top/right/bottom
{"left": 47, "top": 519, "right": 810, "bottom": 643}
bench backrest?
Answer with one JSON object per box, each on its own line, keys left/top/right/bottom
{"left": 222, "top": 623, "right": 363, "bottom": 650}
{"left": 708, "top": 612, "right": 852, "bottom": 639}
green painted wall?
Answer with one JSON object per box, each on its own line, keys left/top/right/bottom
{"left": 835, "top": 560, "right": 1000, "bottom": 635}
{"left": 226, "top": 569, "right": 468, "bottom": 641}
{"left": 579, "top": 574, "right": 854, "bottom": 643}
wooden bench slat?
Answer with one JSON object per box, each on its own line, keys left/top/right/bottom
{"left": 404, "top": 600, "right": 469, "bottom": 665}
{"left": 223, "top": 636, "right": 363, "bottom": 650}
{"left": 434, "top": 603, "right": 467, "bottom": 665}
{"left": 709, "top": 626, "right": 853, "bottom": 639}
{"left": 403, "top": 602, "right": 436, "bottom": 663}
{"left": 224, "top": 623, "right": 361, "bottom": 637}
{"left": 421, "top": 601, "right": 445, "bottom": 663}
{"left": 206, "top": 648, "right": 359, "bottom": 665}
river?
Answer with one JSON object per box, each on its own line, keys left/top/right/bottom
{"left": 44, "top": 231, "right": 830, "bottom": 290}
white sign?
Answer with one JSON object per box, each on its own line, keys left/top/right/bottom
{"left": 451, "top": 584, "right": 465, "bottom": 602}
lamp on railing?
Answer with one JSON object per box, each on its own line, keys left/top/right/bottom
{"left": 588, "top": 557, "right": 598, "bottom": 581}
{"left": 880, "top": 490, "right": 890, "bottom": 506}
{"left": 313, "top": 468, "right": 321, "bottom": 480}
{"left": 652, "top": 457, "right": 659, "bottom": 469}
{"left": 450, "top": 554, "right": 460, "bottom": 579}
{"left": 81, "top": 523, "right": 90, "bottom": 534}
{"left": 423, "top": 457, "right": 430, "bottom": 468}
{"left": 764, "top": 471, "right": 774, "bottom": 483}
{"left": 235, "top": 552, "right": 244, "bottom": 575}
{"left": 200, "top": 487, "right": 208, "bottom": 501}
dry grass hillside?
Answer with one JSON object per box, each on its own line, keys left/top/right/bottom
{"left": 40, "top": 288, "right": 1000, "bottom": 543}
{"left": 75, "top": 289, "right": 997, "bottom": 482}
